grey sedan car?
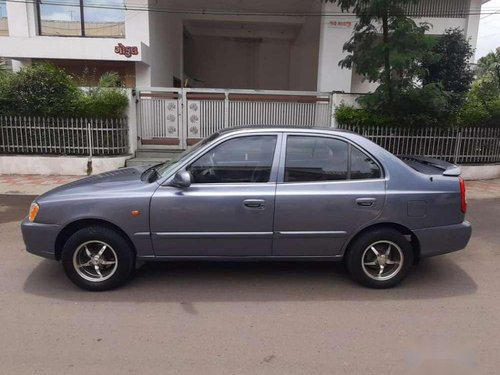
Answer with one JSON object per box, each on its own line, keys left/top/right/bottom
{"left": 21, "top": 127, "right": 471, "bottom": 291}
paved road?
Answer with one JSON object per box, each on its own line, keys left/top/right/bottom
{"left": 0, "top": 195, "right": 499, "bottom": 375}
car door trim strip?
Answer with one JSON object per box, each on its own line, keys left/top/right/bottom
{"left": 276, "top": 231, "right": 347, "bottom": 238}
{"left": 155, "top": 232, "right": 274, "bottom": 239}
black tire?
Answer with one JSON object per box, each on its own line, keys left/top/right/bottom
{"left": 61, "top": 226, "right": 135, "bottom": 291}
{"left": 345, "top": 228, "right": 414, "bottom": 289}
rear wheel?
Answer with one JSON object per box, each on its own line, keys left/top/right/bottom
{"left": 346, "top": 228, "right": 414, "bottom": 288}
{"left": 61, "top": 226, "right": 135, "bottom": 291}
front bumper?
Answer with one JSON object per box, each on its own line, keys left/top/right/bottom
{"left": 413, "top": 221, "right": 472, "bottom": 258}
{"left": 21, "top": 218, "right": 61, "bottom": 260}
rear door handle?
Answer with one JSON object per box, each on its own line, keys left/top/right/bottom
{"left": 356, "top": 198, "right": 376, "bottom": 207}
{"left": 243, "top": 199, "right": 266, "bottom": 209}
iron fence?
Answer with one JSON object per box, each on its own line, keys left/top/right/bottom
{"left": 0, "top": 116, "right": 129, "bottom": 156}
{"left": 340, "top": 125, "right": 500, "bottom": 165}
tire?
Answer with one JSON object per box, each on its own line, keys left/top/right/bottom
{"left": 61, "top": 226, "right": 135, "bottom": 291}
{"left": 345, "top": 228, "right": 414, "bottom": 289}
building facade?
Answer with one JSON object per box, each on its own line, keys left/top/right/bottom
{"left": 0, "top": 0, "right": 489, "bottom": 93}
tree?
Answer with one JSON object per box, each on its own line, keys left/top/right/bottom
{"left": 327, "top": 0, "right": 435, "bottom": 110}
{"left": 421, "top": 28, "right": 474, "bottom": 107}
{"left": 476, "top": 48, "right": 500, "bottom": 89}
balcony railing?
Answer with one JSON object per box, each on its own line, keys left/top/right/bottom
{"left": 404, "top": 0, "right": 470, "bottom": 18}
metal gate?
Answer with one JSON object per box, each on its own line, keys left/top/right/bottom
{"left": 136, "top": 88, "right": 334, "bottom": 149}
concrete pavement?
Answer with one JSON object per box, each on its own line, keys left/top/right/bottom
{"left": 0, "top": 195, "right": 499, "bottom": 374}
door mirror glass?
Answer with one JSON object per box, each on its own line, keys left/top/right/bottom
{"left": 170, "top": 169, "right": 191, "bottom": 188}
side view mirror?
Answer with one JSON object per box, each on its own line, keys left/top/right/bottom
{"left": 170, "top": 169, "right": 191, "bottom": 188}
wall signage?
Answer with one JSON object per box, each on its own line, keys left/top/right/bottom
{"left": 114, "top": 43, "right": 139, "bottom": 58}
{"left": 327, "top": 20, "right": 353, "bottom": 29}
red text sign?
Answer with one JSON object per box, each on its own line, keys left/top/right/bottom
{"left": 114, "top": 43, "right": 139, "bottom": 58}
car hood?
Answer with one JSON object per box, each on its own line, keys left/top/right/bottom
{"left": 37, "top": 166, "right": 152, "bottom": 202}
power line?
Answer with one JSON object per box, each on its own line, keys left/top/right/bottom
{"left": 480, "top": 9, "right": 500, "bottom": 19}
{"left": 6, "top": 0, "right": 500, "bottom": 18}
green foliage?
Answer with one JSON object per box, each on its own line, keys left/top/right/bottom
{"left": 476, "top": 48, "right": 500, "bottom": 89}
{"left": 360, "top": 83, "right": 452, "bottom": 127}
{"left": 0, "top": 70, "right": 15, "bottom": 115}
{"left": 456, "top": 78, "right": 500, "bottom": 127}
{"left": 8, "top": 62, "right": 81, "bottom": 117}
{"left": 79, "top": 88, "right": 129, "bottom": 118}
{"left": 335, "top": 103, "right": 392, "bottom": 127}
{"left": 98, "top": 71, "right": 124, "bottom": 88}
{"left": 336, "top": 84, "right": 453, "bottom": 128}
{"left": 328, "top": 2, "right": 485, "bottom": 127}
{"left": 327, "top": 0, "right": 435, "bottom": 114}
{"left": 421, "top": 28, "right": 474, "bottom": 108}
{"left": 0, "top": 62, "right": 128, "bottom": 118}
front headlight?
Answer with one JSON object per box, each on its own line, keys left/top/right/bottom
{"left": 28, "top": 202, "right": 39, "bottom": 222}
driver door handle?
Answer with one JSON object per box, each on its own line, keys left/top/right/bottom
{"left": 356, "top": 198, "right": 376, "bottom": 207}
{"left": 243, "top": 199, "right": 266, "bottom": 209}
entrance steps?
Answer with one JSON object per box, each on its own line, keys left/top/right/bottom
{"left": 125, "top": 149, "right": 184, "bottom": 168}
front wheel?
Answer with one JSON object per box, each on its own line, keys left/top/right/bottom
{"left": 61, "top": 226, "right": 135, "bottom": 291}
{"left": 346, "top": 228, "right": 414, "bottom": 289}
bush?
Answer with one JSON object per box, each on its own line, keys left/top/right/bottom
{"left": 456, "top": 78, "right": 500, "bottom": 127}
{"left": 0, "top": 70, "right": 15, "bottom": 115}
{"left": 8, "top": 62, "right": 81, "bottom": 117}
{"left": 0, "top": 62, "right": 128, "bottom": 118}
{"left": 335, "top": 104, "right": 393, "bottom": 127}
{"left": 337, "top": 84, "right": 454, "bottom": 128}
{"left": 79, "top": 88, "right": 129, "bottom": 118}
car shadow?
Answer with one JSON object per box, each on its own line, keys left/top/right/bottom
{"left": 23, "top": 256, "right": 477, "bottom": 303}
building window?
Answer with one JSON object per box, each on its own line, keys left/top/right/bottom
{"left": 0, "top": 0, "right": 8, "bottom": 36}
{"left": 37, "top": 0, "right": 125, "bottom": 37}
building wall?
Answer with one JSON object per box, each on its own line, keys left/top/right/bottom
{"left": 289, "top": 11, "right": 321, "bottom": 91}
{"left": 148, "top": 6, "right": 183, "bottom": 87}
{"left": 317, "top": 2, "right": 355, "bottom": 93}
{"left": 0, "top": 0, "right": 489, "bottom": 92}
{"left": 184, "top": 36, "right": 291, "bottom": 90}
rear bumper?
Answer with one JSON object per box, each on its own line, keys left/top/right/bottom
{"left": 413, "top": 221, "right": 472, "bottom": 258}
{"left": 21, "top": 218, "right": 61, "bottom": 260}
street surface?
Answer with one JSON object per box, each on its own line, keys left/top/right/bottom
{"left": 0, "top": 195, "right": 499, "bottom": 374}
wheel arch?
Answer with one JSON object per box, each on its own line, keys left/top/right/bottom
{"left": 343, "top": 222, "right": 421, "bottom": 261}
{"left": 54, "top": 218, "right": 136, "bottom": 261}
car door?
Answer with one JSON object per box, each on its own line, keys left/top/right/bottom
{"left": 150, "top": 133, "right": 281, "bottom": 257}
{"left": 273, "top": 133, "right": 386, "bottom": 257}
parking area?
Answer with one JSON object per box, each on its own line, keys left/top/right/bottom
{"left": 0, "top": 194, "right": 499, "bottom": 374}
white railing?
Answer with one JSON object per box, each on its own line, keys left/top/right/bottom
{"left": 136, "top": 88, "right": 333, "bottom": 148}
{"left": 0, "top": 116, "right": 129, "bottom": 156}
{"left": 341, "top": 125, "right": 500, "bottom": 164}
{"left": 404, "top": 0, "right": 469, "bottom": 18}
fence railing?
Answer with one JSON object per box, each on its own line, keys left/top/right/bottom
{"left": 136, "top": 88, "right": 333, "bottom": 148}
{"left": 340, "top": 125, "right": 500, "bottom": 165}
{"left": 0, "top": 116, "right": 129, "bottom": 156}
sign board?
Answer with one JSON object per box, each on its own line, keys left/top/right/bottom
{"left": 114, "top": 43, "right": 139, "bottom": 58}
{"left": 327, "top": 20, "right": 354, "bottom": 29}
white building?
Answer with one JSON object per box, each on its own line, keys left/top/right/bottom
{"left": 0, "top": 0, "right": 489, "bottom": 93}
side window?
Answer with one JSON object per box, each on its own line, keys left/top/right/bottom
{"left": 350, "top": 146, "right": 381, "bottom": 180}
{"left": 285, "top": 136, "right": 348, "bottom": 182}
{"left": 188, "top": 135, "right": 277, "bottom": 184}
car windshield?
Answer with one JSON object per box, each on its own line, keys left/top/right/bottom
{"left": 154, "top": 133, "right": 220, "bottom": 179}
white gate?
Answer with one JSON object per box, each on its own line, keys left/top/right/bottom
{"left": 136, "top": 88, "right": 334, "bottom": 149}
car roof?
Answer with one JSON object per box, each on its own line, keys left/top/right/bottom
{"left": 217, "top": 126, "right": 356, "bottom": 136}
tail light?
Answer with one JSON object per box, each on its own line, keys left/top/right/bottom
{"left": 459, "top": 177, "right": 467, "bottom": 214}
